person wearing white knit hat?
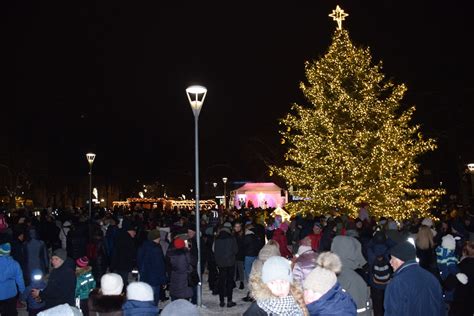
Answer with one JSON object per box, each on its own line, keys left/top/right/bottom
{"left": 122, "top": 282, "right": 159, "bottom": 315}
{"left": 88, "top": 273, "right": 125, "bottom": 315}
{"left": 303, "top": 252, "right": 356, "bottom": 316}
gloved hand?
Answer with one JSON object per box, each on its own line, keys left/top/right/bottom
{"left": 456, "top": 273, "right": 468, "bottom": 285}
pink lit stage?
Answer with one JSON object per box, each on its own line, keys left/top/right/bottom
{"left": 230, "top": 182, "right": 288, "bottom": 208}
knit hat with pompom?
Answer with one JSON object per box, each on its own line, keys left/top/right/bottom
{"left": 303, "top": 252, "right": 342, "bottom": 295}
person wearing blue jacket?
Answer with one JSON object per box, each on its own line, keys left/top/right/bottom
{"left": 24, "top": 228, "right": 49, "bottom": 285}
{"left": 137, "top": 229, "right": 166, "bottom": 305}
{"left": 122, "top": 282, "right": 159, "bottom": 316}
{"left": 384, "top": 240, "right": 445, "bottom": 316}
{"left": 303, "top": 252, "right": 356, "bottom": 316}
{"left": 21, "top": 270, "right": 46, "bottom": 316}
{"left": 0, "top": 242, "right": 26, "bottom": 316}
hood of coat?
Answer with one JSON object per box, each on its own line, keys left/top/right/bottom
{"left": 89, "top": 289, "right": 125, "bottom": 313}
{"left": 331, "top": 235, "right": 366, "bottom": 270}
{"left": 258, "top": 242, "right": 281, "bottom": 261}
{"left": 306, "top": 282, "right": 356, "bottom": 315}
{"left": 28, "top": 229, "right": 39, "bottom": 240}
{"left": 76, "top": 266, "right": 92, "bottom": 276}
{"left": 245, "top": 229, "right": 255, "bottom": 236}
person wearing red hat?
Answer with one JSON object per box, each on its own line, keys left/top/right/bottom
{"left": 166, "top": 237, "right": 194, "bottom": 301}
{"left": 75, "top": 256, "right": 96, "bottom": 314}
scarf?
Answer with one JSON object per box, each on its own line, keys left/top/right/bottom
{"left": 257, "top": 295, "right": 304, "bottom": 316}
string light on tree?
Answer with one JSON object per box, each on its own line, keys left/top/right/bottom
{"left": 270, "top": 6, "right": 444, "bottom": 221}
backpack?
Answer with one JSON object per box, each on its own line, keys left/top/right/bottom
{"left": 372, "top": 255, "right": 392, "bottom": 285}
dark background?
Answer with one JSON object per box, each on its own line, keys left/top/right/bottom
{"left": 1, "top": 1, "right": 473, "bottom": 197}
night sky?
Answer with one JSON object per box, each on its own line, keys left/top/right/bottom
{"left": 2, "top": 1, "right": 473, "bottom": 195}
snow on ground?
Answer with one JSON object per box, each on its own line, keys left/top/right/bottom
{"left": 160, "top": 271, "right": 252, "bottom": 315}
{"left": 19, "top": 272, "right": 253, "bottom": 315}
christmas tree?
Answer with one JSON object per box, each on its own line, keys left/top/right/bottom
{"left": 271, "top": 6, "right": 444, "bottom": 220}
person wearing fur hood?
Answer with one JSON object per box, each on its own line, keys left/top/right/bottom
{"left": 303, "top": 252, "right": 357, "bottom": 316}
{"left": 331, "top": 236, "right": 370, "bottom": 316}
{"left": 244, "top": 256, "right": 307, "bottom": 315}
{"left": 88, "top": 273, "right": 125, "bottom": 316}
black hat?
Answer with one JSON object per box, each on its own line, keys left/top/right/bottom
{"left": 390, "top": 240, "right": 416, "bottom": 262}
{"left": 122, "top": 219, "right": 137, "bottom": 232}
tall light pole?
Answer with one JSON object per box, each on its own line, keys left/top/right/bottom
{"left": 222, "top": 177, "right": 228, "bottom": 209}
{"left": 468, "top": 163, "right": 474, "bottom": 204}
{"left": 86, "top": 153, "right": 96, "bottom": 220}
{"left": 186, "top": 85, "right": 207, "bottom": 307}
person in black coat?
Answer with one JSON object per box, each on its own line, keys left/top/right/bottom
{"left": 214, "top": 226, "right": 238, "bottom": 307}
{"left": 31, "top": 248, "right": 76, "bottom": 309}
{"left": 66, "top": 222, "right": 88, "bottom": 260}
{"left": 446, "top": 241, "right": 474, "bottom": 316}
{"left": 166, "top": 238, "right": 194, "bottom": 300}
{"left": 110, "top": 222, "right": 137, "bottom": 287}
{"left": 137, "top": 229, "right": 167, "bottom": 305}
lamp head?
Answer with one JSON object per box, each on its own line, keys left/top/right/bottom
{"left": 186, "top": 85, "right": 207, "bottom": 117}
{"left": 86, "top": 153, "right": 96, "bottom": 165}
{"left": 468, "top": 163, "right": 474, "bottom": 173}
{"left": 222, "top": 177, "right": 228, "bottom": 184}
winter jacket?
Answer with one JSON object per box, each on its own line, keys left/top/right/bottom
{"left": 306, "top": 282, "right": 357, "bottom": 316}
{"left": 25, "top": 229, "right": 49, "bottom": 280}
{"left": 122, "top": 299, "right": 159, "bottom": 316}
{"left": 436, "top": 246, "right": 458, "bottom": 302}
{"left": 214, "top": 229, "right": 238, "bottom": 267}
{"left": 66, "top": 226, "right": 88, "bottom": 260}
{"left": 293, "top": 249, "right": 317, "bottom": 284}
{"left": 331, "top": 236, "right": 370, "bottom": 316}
{"left": 243, "top": 230, "right": 262, "bottom": 257}
{"left": 159, "top": 229, "right": 170, "bottom": 256}
{"left": 88, "top": 289, "right": 125, "bottom": 316}
{"left": 59, "top": 221, "right": 71, "bottom": 250}
{"left": 307, "top": 232, "right": 322, "bottom": 252}
{"left": 40, "top": 259, "right": 76, "bottom": 309}
{"left": 104, "top": 225, "right": 119, "bottom": 259}
{"left": 384, "top": 260, "right": 444, "bottom": 316}
{"left": 446, "top": 256, "right": 474, "bottom": 316}
{"left": 22, "top": 280, "right": 46, "bottom": 311}
{"left": 10, "top": 238, "right": 26, "bottom": 270}
{"left": 166, "top": 247, "right": 193, "bottom": 299}
{"left": 75, "top": 266, "right": 96, "bottom": 300}
{"left": 272, "top": 228, "right": 292, "bottom": 258}
{"left": 0, "top": 255, "right": 25, "bottom": 300}
{"left": 366, "top": 237, "right": 393, "bottom": 289}
{"left": 137, "top": 240, "right": 166, "bottom": 286}
{"left": 416, "top": 246, "right": 438, "bottom": 275}
{"left": 319, "top": 222, "right": 336, "bottom": 252}
{"left": 90, "top": 237, "right": 109, "bottom": 285}
{"left": 111, "top": 229, "right": 136, "bottom": 272}
{"left": 235, "top": 232, "right": 245, "bottom": 261}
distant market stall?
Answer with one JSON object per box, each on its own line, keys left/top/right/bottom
{"left": 230, "top": 182, "right": 288, "bottom": 209}
{"left": 112, "top": 198, "right": 217, "bottom": 210}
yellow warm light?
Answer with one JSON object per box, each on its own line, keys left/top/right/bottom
{"left": 329, "top": 5, "right": 349, "bottom": 30}
{"left": 270, "top": 20, "right": 444, "bottom": 221}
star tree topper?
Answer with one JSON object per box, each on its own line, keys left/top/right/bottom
{"left": 329, "top": 5, "right": 349, "bottom": 30}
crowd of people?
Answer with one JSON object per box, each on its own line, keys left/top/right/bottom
{"left": 0, "top": 204, "right": 473, "bottom": 316}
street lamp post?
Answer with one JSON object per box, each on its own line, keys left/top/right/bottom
{"left": 186, "top": 85, "right": 207, "bottom": 307}
{"left": 222, "top": 177, "right": 228, "bottom": 209}
{"left": 86, "top": 153, "right": 96, "bottom": 220}
{"left": 468, "top": 163, "right": 474, "bottom": 204}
